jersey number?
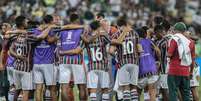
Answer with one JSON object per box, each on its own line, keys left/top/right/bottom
{"left": 122, "top": 40, "right": 134, "bottom": 55}
{"left": 90, "top": 47, "right": 103, "bottom": 61}
{"left": 16, "top": 47, "right": 22, "bottom": 55}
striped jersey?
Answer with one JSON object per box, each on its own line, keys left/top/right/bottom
{"left": 59, "top": 28, "right": 84, "bottom": 64}
{"left": 33, "top": 28, "right": 57, "bottom": 64}
{"left": 116, "top": 30, "right": 139, "bottom": 67}
{"left": 156, "top": 35, "right": 171, "bottom": 74}
{"left": 11, "top": 34, "right": 39, "bottom": 72}
{"left": 85, "top": 34, "right": 110, "bottom": 71}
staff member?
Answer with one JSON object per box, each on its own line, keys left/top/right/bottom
{"left": 167, "top": 22, "right": 195, "bottom": 101}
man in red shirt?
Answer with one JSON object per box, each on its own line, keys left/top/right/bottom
{"left": 167, "top": 22, "right": 195, "bottom": 101}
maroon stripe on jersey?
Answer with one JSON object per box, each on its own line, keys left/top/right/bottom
{"left": 12, "top": 34, "right": 37, "bottom": 72}
{"left": 117, "top": 30, "right": 139, "bottom": 67}
{"left": 86, "top": 35, "right": 109, "bottom": 71}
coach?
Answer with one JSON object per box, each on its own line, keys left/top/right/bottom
{"left": 167, "top": 22, "right": 195, "bottom": 101}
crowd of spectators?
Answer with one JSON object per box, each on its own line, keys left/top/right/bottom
{"left": 0, "top": 0, "right": 201, "bottom": 35}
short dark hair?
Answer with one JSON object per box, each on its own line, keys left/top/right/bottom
{"left": 43, "top": 15, "right": 53, "bottom": 24}
{"left": 70, "top": 13, "right": 79, "bottom": 23}
{"left": 15, "top": 15, "right": 26, "bottom": 28}
{"left": 117, "top": 18, "right": 127, "bottom": 27}
{"left": 161, "top": 19, "right": 170, "bottom": 31}
{"left": 27, "top": 20, "right": 40, "bottom": 29}
{"left": 154, "top": 16, "right": 163, "bottom": 25}
{"left": 90, "top": 20, "right": 100, "bottom": 30}
{"left": 154, "top": 25, "right": 164, "bottom": 33}
{"left": 136, "top": 28, "right": 147, "bottom": 38}
{"left": 96, "top": 13, "right": 105, "bottom": 19}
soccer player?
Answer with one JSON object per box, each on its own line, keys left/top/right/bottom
{"left": 58, "top": 13, "right": 87, "bottom": 101}
{"left": 137, "top": 27, "right": 161, "bottom": 101}
{"left": 96, "top": 12, "right": 120, "bottom": 100}
{"left": 33, "top": 15, "right": 58, "bottom": 101}
{"left": 111, "top": 18, "right": 140, "bottom": 101}
{"left": 154, "top": 25, "right": 170, "bottom": 101}
{"left": 9, "top": 15, "right": 55, "bottom": 101}
{"left": 82, "top": 20, "right": 111, "bottom": 101}
{"left": 0, "top": 23, "right": 12, "bottom": 101}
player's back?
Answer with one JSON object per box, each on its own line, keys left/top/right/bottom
{"left": 12, "top": 34, "right": 37, "bottom": 72}
{"left": 86, "top": 35, "right": 110, "bottom": 71}
{"left": 33, "top": 28, "right": 56, "bottom": 64}
{"left": 117, "top": 30, "right": 139, "bottom": 66}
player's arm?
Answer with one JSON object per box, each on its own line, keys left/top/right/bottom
{"left": 59, "top": 47, "right": 83, "bottom": 56}
{"left": 35, "top": 25, "right": 56, "bottom": 40}
{"left": 5, "top": 30, "right": 27, "bottom": 35}
{"left": 0, "top": 49, "right": 7, "bottom": 70}
{"left": 111, "top": 27, "right": 132, "bottom": 45}
{"left": 80, "top": 27, "right": 99, "bottom": 43}
{"left": 46, "top": 36, "right": 59, "bottom": 44}
{"left": 0, "top": 42, "right": 9, "bottom": 70}
{"left": 81, "top": 33, "right": 99, "bottom": 43}
{"left": 9, "top": 44, "right": 25, "bottom": 60}
{"left": 59, "top": 39, "right": 85, "bottom": 55}
{"left": 3, "top": 30, "right": 26, "bottom": 39}
{"left": 46, "top": 32, "right": 60, "bottom": 44}
{"left": 108, "top": 45, "right": 117, "bottom": 55}
{"left": 61, "top": 24, "right": 84, "bottom": 30}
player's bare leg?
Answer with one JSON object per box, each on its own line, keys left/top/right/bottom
{"left": 49, "top": 85, "right": 57, "bottom": 101}
{"left": 161, "top": 89, "right": 169, "bottom": 101}
{"left": 191, "top": 87, "right": 199, "bottom": 101}
{"left": 78, "top": 84, "right": 87, "bottom": 101}
{"left": 35, "top": 84, "right": 43, "bottom": 101}
{"left": 61, "top": 83, "right": 74, "bottom": 101}
{"left": 22, "top": 90, "right": 29, "bottom": 101}
{"left": 148, "top": 83, "right": 156, "bottom": 101}
{"left": 13, "top": 89, "right": 21, "bottom": 101}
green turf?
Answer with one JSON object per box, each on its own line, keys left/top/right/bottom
{"left": 72, "top": 79, "right": 201, "bottom": 101}
{"left": 199, "top": 79, "right": 201, "bottom": 95}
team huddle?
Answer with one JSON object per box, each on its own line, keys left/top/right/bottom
{"left": 0, "top": 12, "right": 200, "bottom": 101}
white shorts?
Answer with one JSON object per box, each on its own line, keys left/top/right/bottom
{"left": 138, "top": 75, "right": 159, "bottom": 89}
{"left": 14, "top": 70, "right": 33, "bottom": 90}
{"left": 118, "top": 64, "right": 139, "bottom": 86}
{"left": 33, "top": 64, "right": 57, "bottom": 85}
{"left": 156, "top": 74, "right": 168, "bottom": 89}
{"left": 54, "top": 65, "right": 59, "bottom": 83}
{"left": 190, "top": 78, "right": 199, "bottom": 87}
{"left": 87, "top": 70, "right": 110, "bottom": 89}
{"left": 7, "top": 67, "right": 14, "bottom": 86}
{"left": 59, "top": 64, "right": 86, "bottom": 84}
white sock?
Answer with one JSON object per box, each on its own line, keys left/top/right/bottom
{"left": 144, "top": 92, "right": 150, "bottom": 101}
{"left": 102, "top": 93, "right": 110, "bottom": 101}
{"left": 123, "top": 90, "right": 131, "bottom": 100}
{"left": 117, "top": 90, "right": 123, "bottom": 100}
{"left": 8, "top": 90, "right": 15, "bottom": 101}
{"left": 131, "top": 89, "right": 138, "bottom": 101}
{"left": 89, "top": 93, "right": 97, "bottom": 101}
{"left": 44, "top": 89, "right": 51, "bottom": 100}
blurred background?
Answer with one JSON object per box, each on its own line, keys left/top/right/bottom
{"left": 0, "top": 0, "right": 200, "bottom": 98}
{"left": 0, "top": 0, "right": 201, "bottom": 30}
{"left": 1, "top": 0, "right": 201, "bottom": 76}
